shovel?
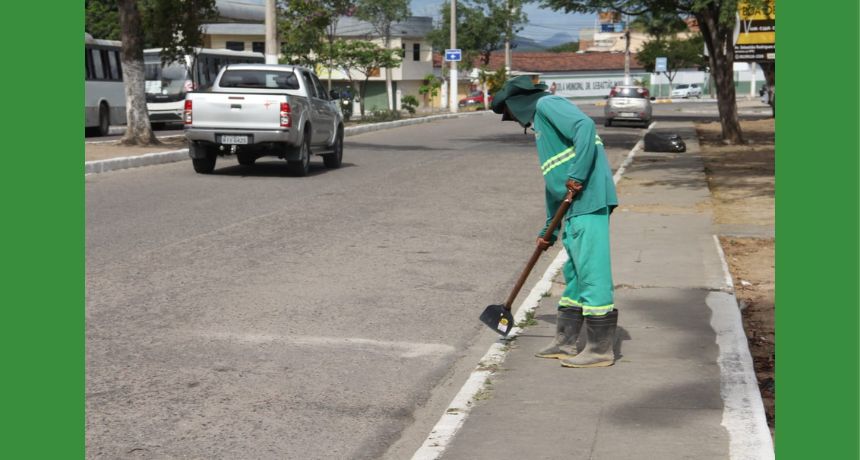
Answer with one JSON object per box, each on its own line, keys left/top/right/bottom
{"left": 480, "top": 190, "right": 575, "bottom": 336}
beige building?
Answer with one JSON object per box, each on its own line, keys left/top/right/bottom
{"left": 201, "top": 17, "right": 436, "bottom": 111}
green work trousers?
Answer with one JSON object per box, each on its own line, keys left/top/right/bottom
{"left": 557, "top": 207, "right": 615, "bottom": 316}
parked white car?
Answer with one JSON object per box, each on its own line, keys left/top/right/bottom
{"left": 671, "top": 83, "right": 702, "bottom": 98}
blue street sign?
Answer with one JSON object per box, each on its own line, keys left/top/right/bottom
{"left": 444, "top": 49, "right": 462, "bottom": 62}
{"left": 655, "top": 57, "right": 668, "bottom": 73}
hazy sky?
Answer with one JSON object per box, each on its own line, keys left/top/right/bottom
{"left": 410, "top": 0, "right": 597, "bottom": 43}
{"left": 222, "top": 0, "right": 595, "bottom": 44}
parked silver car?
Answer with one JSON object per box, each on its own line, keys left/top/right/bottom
{"left": 671, "top": 83, "right": 702, "bottom": 98}
{"left": 604, "top": 85, "right": 654, "bottom": 128}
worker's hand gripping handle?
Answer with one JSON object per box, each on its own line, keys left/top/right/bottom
{"left": 504, "top": 191, "right": 575, "bottom": 310}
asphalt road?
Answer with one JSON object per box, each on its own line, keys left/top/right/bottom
{"left": 85, "top": 108, "right": 668, "bottom": 459}
{"left": 83, "top": 100, "right": 769, "bottom": 143}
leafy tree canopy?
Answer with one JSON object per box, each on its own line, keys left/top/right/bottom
{"left": 87, "top": 0, "right": 217, "bottom": 65}
{"left": 547, "top": 41, "right": 580, "bottom": 53}
{"left": 636, "top": 35, "right": 706, "bottom": 79}
{"left": 355, "top": 0, "right": 411, "bottom": 44}
{"left": 428, "top": 0, "right": 526, "bottom": 66}
{"left": 277, "top": 0, "right": 333, "bottom": 68}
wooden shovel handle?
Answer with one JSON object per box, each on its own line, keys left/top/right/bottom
{"left": 504, "top": 190, "right": 575, "bottom": 310}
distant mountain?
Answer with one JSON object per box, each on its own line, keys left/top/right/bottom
{"left": 541, "top": 32, "right": 575, "bottom": 48}
{"left": 511, "top": 33, "right": 577, "bottom": 52}
{"left": 511, "top": 36, "right": 548, "bottom": 51}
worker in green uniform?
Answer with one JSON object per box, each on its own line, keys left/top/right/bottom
{"left": 491, "top": 76, "right": 619, "bottom": 368}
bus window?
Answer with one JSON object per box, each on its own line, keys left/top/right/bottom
{"left": 107, "top": 51, "right": 121, "bottom": 81}
{"left": 91, "top": 49, "right": 105, "bottom": 80}
{"left": 85, "top": 48, "right": 94, "bottom": 80}
{"left": 100, "top": 50, "right": 112, "bottom": 80}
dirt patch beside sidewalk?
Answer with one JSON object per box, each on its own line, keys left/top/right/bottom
{"left": 696, "top": 118, "right": 775, "bottom": 437}
{"left": 85, "top": 136, "right": 187, "bottom": 162}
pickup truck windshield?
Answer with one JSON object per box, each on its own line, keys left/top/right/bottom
{"left": 220, "top": 69, "right": 300, "bottom": 90}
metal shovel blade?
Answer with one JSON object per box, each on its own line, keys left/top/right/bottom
{"left": 480, "top": 304, "right": 515, "bottom": 336}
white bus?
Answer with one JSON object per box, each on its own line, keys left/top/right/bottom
{"left": 85, "top": 34, "right": 126, "bottom": 136}
{"left": 144, "top": 48, "right": 265, "bottom": 127}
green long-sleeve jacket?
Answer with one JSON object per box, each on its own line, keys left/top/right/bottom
{"left": 533, "top": 96, "right": 618, "bottom": 241}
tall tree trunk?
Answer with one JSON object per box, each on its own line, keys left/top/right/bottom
{"left": 360, "top": 79, "right": 369, "bottom": 117}
{"left": 117, "top": 0, "right": 159, "bottom": 146}
{"left": 696, "top": 8, "right": 743, "bottom": 144}
{"left": 385, "top": 68, "right": 394, "bottom": 111}
{"left": 759, "top": 61, "right": 775, "bottom": 117}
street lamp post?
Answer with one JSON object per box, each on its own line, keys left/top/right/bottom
{"left": 623, "top": 14, "right": 630, "bottom": 85}
{"left": 449, "top": 0, "right": 458, "bottom": 113}
{"left": 265, "top": 0, "right": 278, "bottom": 64}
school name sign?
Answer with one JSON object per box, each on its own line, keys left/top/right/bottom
{"left": 547, "top": 73, "right": 649, "bottom": 98}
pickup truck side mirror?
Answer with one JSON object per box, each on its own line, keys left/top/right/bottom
{"left": 650, "top": 96, "right": 656, "bottom": 101}
{"left": 330, "top": 90, "right": 340, "bottom": 100}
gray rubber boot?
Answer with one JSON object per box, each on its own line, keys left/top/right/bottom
{"left": 560, "top": 310, "right": 618, "bottom": 368}
{"left": 535, "top": 307, "right": 584, "bottom": 359}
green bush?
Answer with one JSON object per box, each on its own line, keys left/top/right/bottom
{"left": 401, "top": 95, "right": 419, "bottom": 115}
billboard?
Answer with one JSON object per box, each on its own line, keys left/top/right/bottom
{"left": 734, "top": 0, "right": 775, "bottom": 61}
{"left": 598, "top": 11, "right": 621, "bottom": 24}
{"left": 600, "top": 22, "right": 626, "bottom": 33}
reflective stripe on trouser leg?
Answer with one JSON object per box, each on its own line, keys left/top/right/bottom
{"left": 563, "top": 207, "right": 614, "bottom": 316}
{"left": 558, "top": 255, "right": 582, "bottom": 309}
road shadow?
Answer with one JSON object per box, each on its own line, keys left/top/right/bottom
{"left": 346, "top": 141, "right": 447, "bottom": 152}
{"left": 212, "top": 161, "right": 357, "bottom": 178}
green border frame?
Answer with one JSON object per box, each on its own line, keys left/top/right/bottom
{"left": 778, "top": 2, "right": 859, "bottom": 459}
{"left": 2, "top": 2, "right": 84, "bottom": 458}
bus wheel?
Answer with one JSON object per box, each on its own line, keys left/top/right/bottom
{"left": 98, "top": 103, "right": 110, "bottom": 137}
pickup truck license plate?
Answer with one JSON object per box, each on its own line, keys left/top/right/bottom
{"left": 220, "top": 135, "right": 249, "bottom": 145}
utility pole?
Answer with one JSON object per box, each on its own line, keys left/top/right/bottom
{"left": 623, "top": 14, "right": 630, "bottom": 85}
{"left": 265, "top": 0, "right": 278, "bottom": 64}
{"left": 449, "top": 0, "right": 458, "bottom": 113}
{"left": 750, "top": 61, "right": 757, "bottom": 98}
{"left": 504, "top": 0, "right": 512, "bottom": 73}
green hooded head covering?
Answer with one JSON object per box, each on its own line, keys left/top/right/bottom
{"left": 491, "top": 75, "right": 550, "bottom": 128}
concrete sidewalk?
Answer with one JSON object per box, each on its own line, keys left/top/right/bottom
{"left": 420, "top": 121, "right": 773, "bottom": 460}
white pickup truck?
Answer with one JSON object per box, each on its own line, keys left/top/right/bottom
{"left": 183, "top": 64, "right": 344, "bottom": 176}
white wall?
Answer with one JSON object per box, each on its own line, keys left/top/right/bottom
{"left": 542, "top": 72, "right": 651, "bottom": 98}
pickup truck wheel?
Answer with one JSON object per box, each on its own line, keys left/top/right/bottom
{"left": 192, "top": 157, "right": 217, "bottom": 174}
{"left": 288, "top": 133, "right": 311, "bottom": 177}
{"left": 237, "top": 154, "right": 256, "bottom": 166}
{"left": 323, "top": 127, "right": 343, "bottom": 169}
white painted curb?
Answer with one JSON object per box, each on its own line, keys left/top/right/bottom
{"left": 85, "top": 149, "right": 189, "bottom": 175}
{"left": 411, "top": 249, "right": 569, "bottom": 460}
{"left": 84, "top": 111, "right": 489, "bottom": 175}
{"left": 710, "top": 237, "right": 775, "bottom": 460}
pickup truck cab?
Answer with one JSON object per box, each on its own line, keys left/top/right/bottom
{"left": 184, "top": 64, "right": 344, "bottom": 176}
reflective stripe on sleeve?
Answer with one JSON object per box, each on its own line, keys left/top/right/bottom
{"left": 541, "top": 147, "right": 576, "bottom": 176}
